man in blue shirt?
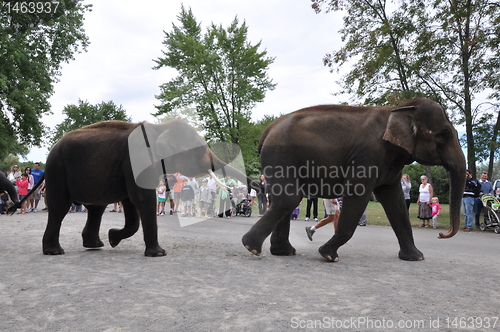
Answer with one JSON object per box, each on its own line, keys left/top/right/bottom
{"left": 30, "top": 162, "right": 45, "bottom": 212}
{"left": 475, "top": 172, "right": 494, "bottom": 228}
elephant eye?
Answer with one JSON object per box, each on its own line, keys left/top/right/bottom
{"left": 435, "top": 130, "right": 449, "bottom": 143}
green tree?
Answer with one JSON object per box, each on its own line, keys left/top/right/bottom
{"left": 153, "top": 6, "right": 276, "bottom": 151}
{"left": 312, "top": 0, "right": 500, "bottom": 175}
{"left": 0, "top": 0, "right": 92, "bottom": 160}
{"left": 236, "top": 114, "right": 279, "bottom": 178}
{"left": 51, "top": 100, "right": 131, "bottom": 145}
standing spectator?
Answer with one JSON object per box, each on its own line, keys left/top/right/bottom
{"left": 24, "top": 167, "right": 34, "bottom": 212}
{"left": 401, "top": 174, "right": 412, "bottom": 213}
{"left": 304, "top": 198, "right": 319, "bottom": 222}
{"left": 305, "top": 198, "right": 340, "bottom": 240}
{"left": 188, "top": 177, "right": 199, "bottom": 216}
{"left": 462, "top": 170, "right": 481, "bottom": 232}
{"left": 358, "top": 208, "right": 367, "bottom": 226}
{"left": 7, "top": 165, "right": 21, "bottom": 186}
{"left": 16, "top": 173, "right": 29, "bottom": 214}
{"left": 217, "top": 175, "right": 237, "bottom": 218}
{"left": 164, "top": 173, "right": 176, "bottom": 215}
{"left": 206, "top": 176, "right": 217, "bottom": 217}
{"left": 30, "top": 162, "right": 44, "bottom": 212}
{"left": 474, "top": 172, "right": 493, "bottom": 228}
{"left": 431, "top": 197, "right": 442, "bottom": 229}
{"left": 173, "top": 173, "right": 187, "bottom": 213}
{"left": 180, "top": 178, "right": 195, "bottom": 217}
{"left": 417, "top": 175, "right": 433, "bottom": 227}
{"left": 198, "top": 179, "right": 211, "bottom": 218}
{"left": 157, "top": 180, "right": 167, "bottom": 216}
{"left": 257, "top": 174, "right": 267, "bottom": 216}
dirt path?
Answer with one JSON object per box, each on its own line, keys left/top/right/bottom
{"left": 1, "top": 206, "right": 499, "bottom": 331}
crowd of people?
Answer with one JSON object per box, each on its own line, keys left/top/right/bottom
{"left": 156, "top": 172, "right": 265, "bottom": 219}
{"left": 1, "top": 163, "right": 45, "bottom": 215}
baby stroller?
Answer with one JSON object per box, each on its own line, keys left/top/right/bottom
{"left": 480, "top": 194, "right": 500, "bottom": 234}
{"left": 234, "top": 197, "right": 252, "bottom": 217}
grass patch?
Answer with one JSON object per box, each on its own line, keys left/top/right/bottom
{"left": 292, "top": 199, "right": 453, "bottom": 229}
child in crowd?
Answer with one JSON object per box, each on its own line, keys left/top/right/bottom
{"left": 198, "top": 179, "right": 211, "bottom": 218}
{"left": 291, "top": 200, "right": 302, "bottom": 220}
{"left": 181, "top": 179, "right": 195, "bottom": 217}
{"left": 16, "top": 173, "right": 29, "bottom": 214}
{"left": 157, "top": 180, "right": 167, "bottom": 216}
{"left": 431, "top": 197, "right": 441, "bottom": 229}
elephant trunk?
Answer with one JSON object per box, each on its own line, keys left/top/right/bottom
{"left": 208, "top": 151, "right": 260, "bottom": 192}
{"left": 438, "top": 155, "right": 466, "bottom": 239}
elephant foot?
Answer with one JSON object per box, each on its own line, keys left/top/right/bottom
{"left": 270, "top": 242, "right": 296, "bottom": 256}
{"left": 43, "top": 245, "right": 65, "bottom": 255}
{"left": 398, "top": 249, "right": 424, "bottom": 261}
{"left": 144, "top": 246, "right": 167, "bottom": 257}
{"left": 242, "top": 233, "right": 262, "bottom": 256}
{"left": 83, "top": 237, "right": 105, "bottom": 249}
{"left": 318, "top": 245, "right": 340, "bottom": 262}
{"left": 108, "top": 228, "right": 122, "bottom": 248}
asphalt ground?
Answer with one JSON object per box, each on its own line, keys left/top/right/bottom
{"left": 1, "top": 202, "right": 499, "bottom": 332}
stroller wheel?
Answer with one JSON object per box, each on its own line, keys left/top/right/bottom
{"left": 479, "top": 223, "right": 487, "bottom": 231}
{"left": 495, "top": 226, "right": 500, "bottom": 234}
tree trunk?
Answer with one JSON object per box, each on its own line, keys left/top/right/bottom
{"left": 487, "top": 111, "right": 500, "bottom": 180}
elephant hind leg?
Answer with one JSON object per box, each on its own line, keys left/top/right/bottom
{"left": 242, "top": 194, "right": 301, "bottom": 256}
{"left": 270, "top": 211, "right": 296, "bottom": 256}
{"left": 108, "top": 198, "right": 140, "bottom": 248}
{"left": 82, "top": 205, "right": 106, "bottom": 248}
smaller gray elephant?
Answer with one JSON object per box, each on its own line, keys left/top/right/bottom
{"left": 34, "top": 119, "right": 255, "bottom": 256}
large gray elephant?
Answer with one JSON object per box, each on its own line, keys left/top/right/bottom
{"left": 0, "top": 172, "right": 20, "bottom": 214}
{"left": 242, "top": 97, "right": 466, "bottom": 262}
{"left": 37, "top": 119, "right": 254, "bottom": 256}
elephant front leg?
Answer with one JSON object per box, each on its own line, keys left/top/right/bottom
{"left": 374, "top": 184, "right": 424, "bottom": 261}
{"left": 270, "top": 211, "right": 296, "bottom": 256}
{"left": 82, "top": 205, "right": 106, "bottom": 249}
{"left": 318, "top": 195, "right": 370, "bottom": 262}
{"left": 131, "top": 198, "right": 166, "bottom": 257}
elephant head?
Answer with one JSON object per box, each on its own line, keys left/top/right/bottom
{"left": 383, "top": 98, "right": 466, "bottom": 239}
{"left": 128, "top": 120, "right": 254, "bottom": 191}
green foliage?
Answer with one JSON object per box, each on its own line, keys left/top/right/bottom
{"left": 0, "top": 0, "right": 91, "bottom": 159}
{"left": 312, "top": 0, "right": 500, "bottom": 174}
{"left": 153, "top": 5, "right": 276, "bottom": 147}
{"left": 403, "top": 163, "right": 450, "bottom": 204}
{"left": 51, "top": 100, "right": 131, "bottom": 145}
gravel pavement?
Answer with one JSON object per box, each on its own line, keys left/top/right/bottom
{"left": 1, "top": 203, "right": 499, "bottom": 331}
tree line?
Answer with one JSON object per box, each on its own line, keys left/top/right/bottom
{"left": 1, "top": 2, "right": 499, "bottom": 181}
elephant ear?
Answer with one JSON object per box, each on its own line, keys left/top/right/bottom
{"left": 382, "top": 105, "right": 417, "bottom": 155}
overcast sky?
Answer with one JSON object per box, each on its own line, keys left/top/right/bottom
{"left": 24, "top": 0, "right": 345, "bottom": 162}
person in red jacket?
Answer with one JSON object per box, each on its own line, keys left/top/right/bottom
{"left": 16, "top": 173, "right": 29, "bottom": 214}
